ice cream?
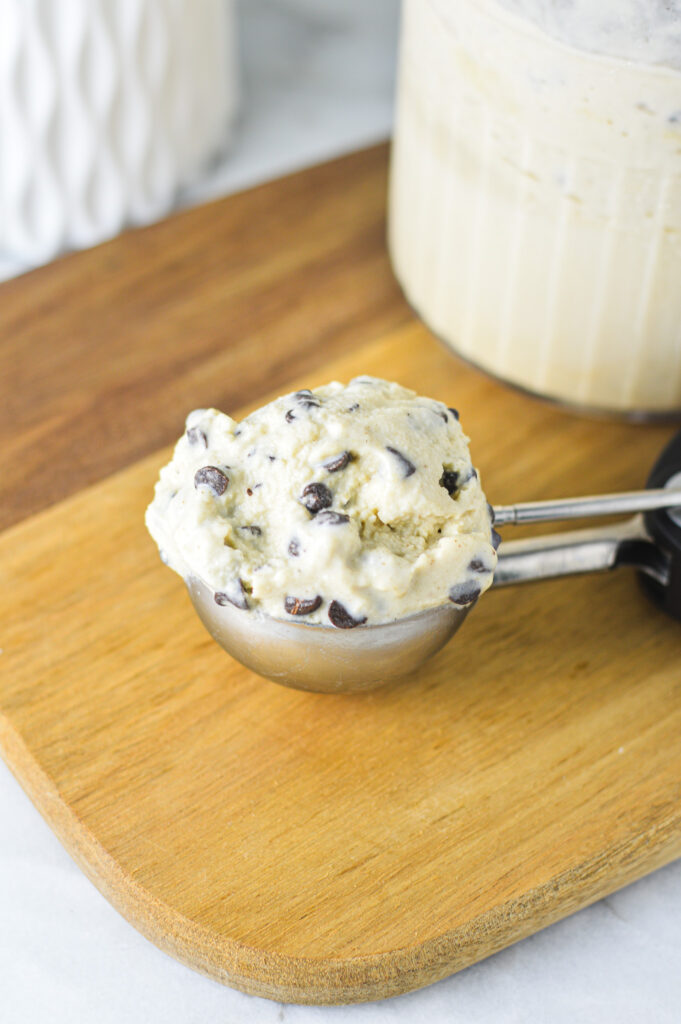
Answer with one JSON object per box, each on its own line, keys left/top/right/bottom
{"left": 145, "top": 377, "right": 497, "bottom": 627}
{"left": 389, "top": 0, "right": 681, "bottom": 413}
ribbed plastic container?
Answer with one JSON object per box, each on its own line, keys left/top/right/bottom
{"left": 389, "top": 0, "right": 681, "bottom": 415}
{"left": 0, "top": 0, "right": 238, "bottom": 267}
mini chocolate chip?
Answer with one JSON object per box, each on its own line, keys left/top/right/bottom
{"left": 246, "top": 488, "right": 253, "bottom": 496}
{"left": 439, "top": 469, "right": 460, "bottom": 496}
{"left": 284, "top": 594, "right": 323, "bottom": 616}
{"left": 294, "top": 390, "right": 321, "bottom": 409}
{"left": 328, "top": 600, "right": 367, "bottom": 629}
{"left": 214, "top": 581, "right": 249, "bottom": 610}
{"left": 301, "top": 481, "right": 333, "bottom": 513}
{"left": 346, "top": 403, "right": 360, "bottom": 412}
{"left": 239, "top": 525, "right": 262, "bottom": 535}
{"left": 465, "top": 467, "right": 478, "bottom": 483}
{"left": 448, "top": 407, "right": 460, "bottom": 421}
{"left": 487, "top": 502, "right": 495, "bottom": 524}
{"left": 285, "top": 409, "right": 296, "bottom": 422}
{"left": 439, "top": 412, "right": 448, "bottom": 424}
{"left": 314, "top": 510, "right": 350, "bottom": 525}
{"left": 268, "top": 455, "right": 276, "bottom": 462}
{"left": 491, "top": 529, "right": 502, "bottom": 551}
{"left": 386, "top": 446, "right": 416, "bottom": 478}
{"left": 186, "top": 426, "right": 208, "bottom": 447}
{"left": 449, "top": 581, "right": 481, "bottom": 606}
{"left": 468, "top": 558, "right": 491, "bottom": 573}
{"left": 233, "top": 428, "right": 242, "bottom": 437}
{"left": 288, "top": 539, "right": 300, "bottom": 557}
{"left": 322, "top": 451, "right": 354, "bottom": 473}
{"left": 194, "top": 466, "right": 229, "bottom": 496}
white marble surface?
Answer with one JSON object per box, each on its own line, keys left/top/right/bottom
{"left": 2, "top": 1, "right": 681, "bottom": 1020}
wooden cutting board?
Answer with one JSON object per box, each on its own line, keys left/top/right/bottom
{"left": 1, "top": 145, "right": 681, "bottom": 1005}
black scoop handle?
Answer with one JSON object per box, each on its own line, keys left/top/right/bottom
{"left": 641, "top": 429, "right": 681, "bottom": 621}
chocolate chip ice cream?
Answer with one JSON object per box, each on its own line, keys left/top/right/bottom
{"left": 146, "top": 377, "right": 497, "bottom": 626}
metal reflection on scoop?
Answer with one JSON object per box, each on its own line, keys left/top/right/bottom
{"left": 187, "top": 575, "right": 471, "bottom": 693}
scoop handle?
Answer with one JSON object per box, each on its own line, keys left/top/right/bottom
{"left": 493, "top": 429, "right": 681, "bottom": 621}
{"left": 492, "top": 487, "right": 681, "bottom": 526}
{"left": 493, "top": 516, "right": 668, "bottom": 590}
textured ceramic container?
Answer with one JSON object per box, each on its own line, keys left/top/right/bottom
{"left": 389, "top": 0, "right": 681, "bottom": 415}
{"left": 0, "top": 0, "right": 238, "bottom": 266}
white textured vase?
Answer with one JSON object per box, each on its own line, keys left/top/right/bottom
{"left": 0, "top": 0, "right": 238, "bottom": 266}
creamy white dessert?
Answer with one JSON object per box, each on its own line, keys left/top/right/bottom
{"left": 389, "top": 0, "right": 681, "bottom": 413}
{"left": 145, "top": 378, "right": 498, "bottom": 627}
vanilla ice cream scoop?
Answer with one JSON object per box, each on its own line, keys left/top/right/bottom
{"left": 145, "top": 377, "right": 498, "bottom": 628}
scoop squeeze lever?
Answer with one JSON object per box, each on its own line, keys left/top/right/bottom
{"left": 640, "top": 428, "right": 681, "bottom": 621}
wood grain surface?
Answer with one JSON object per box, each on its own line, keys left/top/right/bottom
{"left": 0, "top": 145, "right": 408, "bottom": 532}
{"left": 2, "top": 145, "right": 681, "bottom": 1004}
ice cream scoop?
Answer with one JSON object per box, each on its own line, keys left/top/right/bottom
{"left": 184, "top": 431, "right": 681, "bottom": 692}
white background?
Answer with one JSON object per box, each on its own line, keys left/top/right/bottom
{"left": 2, "top": 1, "right": 680, "bottom": 1020}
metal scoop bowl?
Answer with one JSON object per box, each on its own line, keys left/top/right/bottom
{"left": 186, "top": 431, "right": 681, "bottom": 694}
{"left": 187, "top": 576, "right": 470, "bottom": 693}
